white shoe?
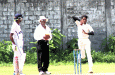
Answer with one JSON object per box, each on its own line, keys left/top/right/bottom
{"left": 13, "top": 73, "right": 15, "bottom": 75}
{"left": 89, "top": 66, "right": 93, "bottom": 73}
{"left": 39, "top": 71, "right": 45, "bottom": 75}
{"left": 45, "top": 71, "right": 51, "bottom": 75}
{"left": 20, "top": 71, "right": 26, "bottom": 75}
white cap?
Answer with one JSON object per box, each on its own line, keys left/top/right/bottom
{"left": 38, "top": 16, "right": 48, "bottom": 22}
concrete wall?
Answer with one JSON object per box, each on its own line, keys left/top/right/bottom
{"left": 0, "top": 0, "right": 114, "bottom": 51}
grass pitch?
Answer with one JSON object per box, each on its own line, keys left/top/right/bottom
{"left": 0, "top": 62, "right": 115, "bottom": 75}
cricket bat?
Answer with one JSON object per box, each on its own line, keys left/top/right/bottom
{"left": 15, "top": 56, "right": 19, "bottom": 75}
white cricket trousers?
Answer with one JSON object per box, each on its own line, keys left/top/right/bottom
{"left": 78, "top": 39, "right": 93, "bottom": 71}
{"left": 12, "top": 40, "right": 26, "bottom": 73}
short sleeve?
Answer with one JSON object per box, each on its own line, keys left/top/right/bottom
{"left": 34, "top": 25, "right": 44, "bottom": 41}
{"left": 10, "top": 24, "right": 16, "bottom": 34}
{"left": 75, "top": 21, "right": 80, "bottom": 26}
{"left": 88, "top": 25, "right": 94, "bottom": 32}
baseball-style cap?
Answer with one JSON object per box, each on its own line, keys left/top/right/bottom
{"left": 14, "top": 13, "right": 23, "bottom": 20}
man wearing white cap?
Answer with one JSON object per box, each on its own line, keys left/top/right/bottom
{"left": 34, "top": 16, "right": 52, "bottom": 75}
{"left": 10, "top": 13, "right": 26, "bottom": 75}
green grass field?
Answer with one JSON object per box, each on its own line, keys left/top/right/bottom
{"left": 0, "top": 62, "right": 115, "bottom": 75}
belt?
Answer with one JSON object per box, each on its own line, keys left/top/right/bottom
{"left": 38, "top": 40, "right": 48, "bottom": 42}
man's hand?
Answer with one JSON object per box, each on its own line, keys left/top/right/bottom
{"left": 72, "top": 16, "right": 80, "bottom": 21}
{"left": 43, "top": 34, "right": 50, "bottom": 40}
{"left": 82, "top": 29, "right": 88, "bottom": 34}
{"left": 75, "top": 20, "right": 80, "bottom": 25}
{"left": 13, "top": 44, "right": 17, "bottom": 51}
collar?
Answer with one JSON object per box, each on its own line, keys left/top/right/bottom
{"left": 14, "top": 21, "right": 20, "bottom": 26}
{"left": 40, "top": 24, "right": 47, "bottom": 27}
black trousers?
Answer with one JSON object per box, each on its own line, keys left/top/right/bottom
{"left": 36, "top": 40, "right": 49, "bottom": 72}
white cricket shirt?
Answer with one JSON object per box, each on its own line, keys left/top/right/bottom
{"left": 34, "top": 24, "right": 52, "bottom": 41}
{"left": 78, "top": 23, "right": 94, "bottom": 39}
{"left": 10, "top": 21, "right": 23, "bottom": 45}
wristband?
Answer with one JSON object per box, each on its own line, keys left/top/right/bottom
{"left": 88, "top": 31, "right": 94, "bottom": 35}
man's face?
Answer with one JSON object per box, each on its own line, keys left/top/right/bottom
{"left": 40, "top": 19, "right": 46, "bottom": 25}
{"left": 19, "top": 17, "right": 23, "bottom": 22}
{"left": 82, "top": 17, "right": 87, "bottom": 24}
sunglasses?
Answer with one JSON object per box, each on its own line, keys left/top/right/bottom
{"left": 41, "top": 19, "right": 46, "bottom": 21}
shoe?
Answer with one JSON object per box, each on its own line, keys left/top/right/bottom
{"left": 13, "top": 73, "right": 15, "bottom": 75}
{"left": 20, "top": 73, "right": 26, "bottom": 75}
{"left": 14, "top": 72, "right": 21, "bottom": 75}
{"left": 14, "top": 73, "right": 24, "bottom": 75}
{"left": 20, "top": 71, "right": 26, "bottom": 75}
{"left": 45, "top": 71, "right": 51, "bottom": 74}
{"left": 88, "top": 67, "right": 93, "bottom": 73}
{"left": 39, "top": 71, "right": 45, "bottom": 75}
{"left": 88, "top": 70, "right": 93, "bottom": 73}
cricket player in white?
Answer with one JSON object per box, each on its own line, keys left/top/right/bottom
{"left": 10, "top": 14, "right": 26, "bottom": 75}
{"left": 72, "top": 15, "right": 94, "bottom": 73}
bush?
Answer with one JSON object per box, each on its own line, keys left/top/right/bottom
{"left": 66, "top": 38, "right": 78, "bottom": 50}
{"left": 29, "top": 36, "right": 115, "bottom": 64}
{"left": 0, "top": 40, "right": 13, "bottom": 63}
{"left": 91, "top": 50, "right": 115, "bottom": 63}
{"left": 25, "top": 50, "right": 37, "bottom": 64}
{"left": 49, "top": 28, "right": 65, "bottom": 62}
{"left": 91, "top": 50, "right": 104, "bottom": 62}
{"left": 24, "top": 49, "right": 115, "bottom": 64}
{"left": 101, "top": 35, "right": 115, "bottom": 53}
{"left": 1, "top": 33, "right": 115, "bottom": 64}
{"left": 64, "top": 50, "right": 115, "bottom": 63}
{"left": 62, "top": 38, "right": 78, "bottom": 60}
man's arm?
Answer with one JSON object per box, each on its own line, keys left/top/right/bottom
{"left": 88, "top": 25, "right": 94, "bottom": 35}
{"left": 72, "top": 16, "right": 82, "bottom": 26}
{"left": 88, "top": 31, "right": 94, "bottom": 35}
{"left": 82, "top": 29, "right": 94, "bottom": 35}
{"left": 72, "top": 16, "right": 80, "bottom": 21}
{"left": 10, "top": 33, "right": 15, "bottom": 44}
{"left": 34, "top": 27, "right": 42, "bottom": 40}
